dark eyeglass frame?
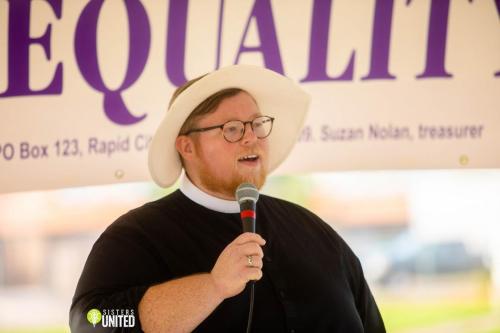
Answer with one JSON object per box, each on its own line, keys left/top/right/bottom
{"left": 181, "top": 115, "right": 275, "bottom": 143}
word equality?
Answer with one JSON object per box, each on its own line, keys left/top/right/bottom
{"left": 1, "top": 0, "right": 499, "bottom": 126}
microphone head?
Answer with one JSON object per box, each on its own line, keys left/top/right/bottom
{"left": 235, "top": 183, "right": 259, "bottom": 204}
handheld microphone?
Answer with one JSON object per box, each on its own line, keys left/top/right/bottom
{"left": 235, "top": 183, "right": 259, "bottom": 233}
{"left": 235, "top": 183, "right": 260, "bottom": 333}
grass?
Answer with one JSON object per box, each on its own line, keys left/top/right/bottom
{"left": 379, "top": 299, "right": 494, "bottom": 332}
{"left": 0, "top": 328, "right": 67, "bottom": 333}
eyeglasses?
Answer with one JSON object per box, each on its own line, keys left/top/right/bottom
{"left": 181, "top": 116, "right": 275, "bottom": 143}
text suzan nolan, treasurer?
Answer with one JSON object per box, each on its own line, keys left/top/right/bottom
{"left": 298, "top": 123, "right": 485, "bottom": 142}
{"left": 0, "top": 133, "right": 153, "bottom": 162}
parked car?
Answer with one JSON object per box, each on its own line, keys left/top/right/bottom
{"left": 372, "top": 234, "right": 486, "bottom": 285}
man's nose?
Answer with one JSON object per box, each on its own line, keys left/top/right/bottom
{"left": 241, "top": 122, "right": 258, "bottom": 145}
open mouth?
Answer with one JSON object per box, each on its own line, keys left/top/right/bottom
{"left": 238, "top": 154, "right": 259, "bottom": 163}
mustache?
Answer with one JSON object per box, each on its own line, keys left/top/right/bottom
{"left": 237, "top": 150, "right": 262, "bottom": 156}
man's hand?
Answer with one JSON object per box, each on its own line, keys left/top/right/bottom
{"left": 210, "top": 232, "right": 266, "bottom": 300}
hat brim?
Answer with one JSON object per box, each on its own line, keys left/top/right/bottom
{"left": 148, "top": 64, "right": 310, "bottom": 188}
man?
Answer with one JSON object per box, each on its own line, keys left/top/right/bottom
{"left": 70, "top": 65, "right": 385, "bottom": 332}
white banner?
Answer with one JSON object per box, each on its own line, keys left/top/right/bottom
{"left": 1, "top": 0, "right": 499, "bottom": 193}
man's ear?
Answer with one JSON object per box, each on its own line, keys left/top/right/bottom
{"left": 175, "top": 135, "right": 195, "bottom": 161}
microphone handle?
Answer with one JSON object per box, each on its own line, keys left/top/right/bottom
{"left": 240, "top": 200, "right": 256, "bottom": 233}
{"left": 239, "top": 199, "right": 257, "bottom": 333}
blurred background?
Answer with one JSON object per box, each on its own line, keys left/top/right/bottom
{"left": 1, "top": 0, "right": 499, "bottom": 332}
{"left": 0, "top": 169, "right": 499, "bottom": 333}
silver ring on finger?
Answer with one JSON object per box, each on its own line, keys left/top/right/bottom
{"left": 247, "top": 255, "right": 254, "bottom": 267}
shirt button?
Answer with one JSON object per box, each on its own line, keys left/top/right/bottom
{"left": 289, "top": 329, "right": 296, "bottom": 333}
{"left": 264, "top": 256, "right": 272, "bottom": 263}
{"left": 279, "top": 290, "right": 286, "bottom": 298}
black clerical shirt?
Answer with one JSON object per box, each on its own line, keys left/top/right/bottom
{"left": 70, "top": 190, "right": 385, "bottom": 332}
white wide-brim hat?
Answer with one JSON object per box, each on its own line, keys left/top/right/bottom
{"left": 148, "top": 64, "right": 310, "bottom": 188}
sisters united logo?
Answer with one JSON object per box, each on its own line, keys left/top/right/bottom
{"left": 86, "top": 308, "right": 135, "bottom": 328}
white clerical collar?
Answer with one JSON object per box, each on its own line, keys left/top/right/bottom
{"left": 179, "top": 174, "right": 240, "bottom": 213}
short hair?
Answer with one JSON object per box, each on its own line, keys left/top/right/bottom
{"left": 169, "top": 75, "right": 243, "bottom": 135}
{"left": 170, "top": 76, "right": 244, "bottom": 168}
